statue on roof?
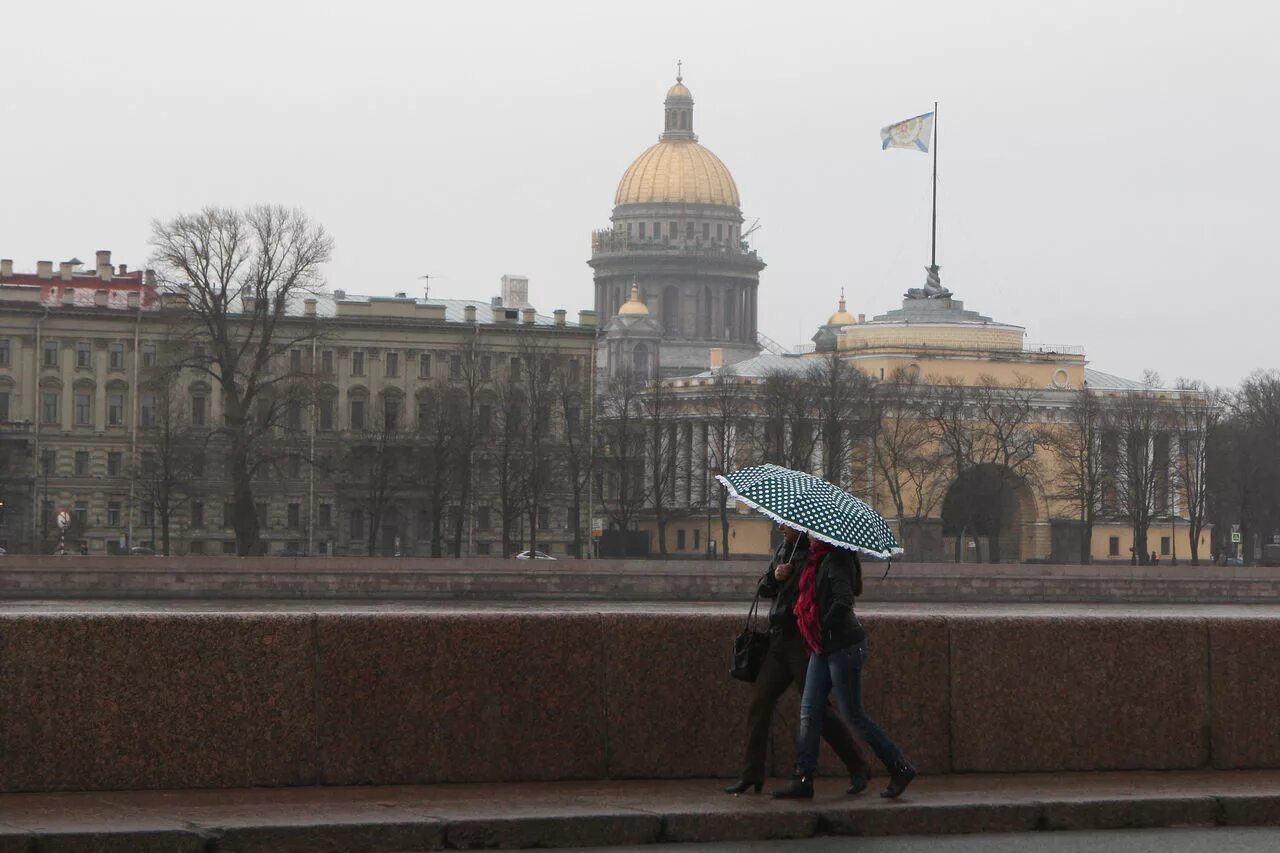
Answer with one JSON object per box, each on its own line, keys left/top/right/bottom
{"left": 905, "top": 264, "right": 952, "bottom": 300}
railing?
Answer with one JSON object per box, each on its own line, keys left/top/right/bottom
{"left": 1024, "top": 343, "right": 1085, "bottom": 355}
{"left": 591, "top": 230, "right": 760, "bottom": 262}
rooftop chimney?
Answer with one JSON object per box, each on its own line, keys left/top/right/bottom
{"left": 304, "top": 298, "right": 317, "bottom": 317}
{"left": 118, "top": 264, "right": 128, "bottom": 275}
{"left": 858, "top": 313, "right": 865, "bottom": 324}
{"left": 464, "top": 304, "right": 477, "bottom": 323}
{"left": 1, "top": 259, "right": 12, "bottom": 277}
{"left": 333, "top": 289, "right": 347, "bottom": 301}
{"left": 577, "top": 309, "right": 597, "bottom": 328}
{"left": 145, "top": 269, "right": 156, "bottom": 287}
{"left": 243, "top": 295, "right": 257, "bottom": 313}
{"left": 553, "top": 309, "right": 566, "bottom": 326}
{"left": 96, "top": 250, "right": 112, "bottom": 281}
{"left": 37, "top": 261, "right": 54, "bottom": 280}
{"left": 394, "top": 291, "right": 406, "bottom": 298}
{"left": 59, "top": 262, "right": 73, "bottom": 281}
{"left": 521, "top": 307, "right": 536, "bottom": 325}
{"left": 709, "top": 348, "right": 724, "bottom": 370}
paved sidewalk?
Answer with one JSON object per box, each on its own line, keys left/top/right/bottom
{"left": 3, "top": 770, "right": 1280, "bottom": 852}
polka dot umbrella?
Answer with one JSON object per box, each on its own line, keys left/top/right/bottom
{"left": 717, "top": 463, "right": 903, "bottom": 559}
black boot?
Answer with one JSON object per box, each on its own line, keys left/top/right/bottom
{"left": 846, "top": 770, "right": 868, "bottom": 795}
{"left": 771, "top": 770, "right": 814, "bottom": 799}
{"left": 880, "top": 759, "right": 916, "bottom": 799}
{"left": 723, "top": 779, "right": 762, "bottom": 795}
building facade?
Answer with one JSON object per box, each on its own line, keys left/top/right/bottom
{"left": 0, "top": 256, "right": 597, "bottom": 557}
{"left": 590, "top": 74, "right": 764, "bottom": 378}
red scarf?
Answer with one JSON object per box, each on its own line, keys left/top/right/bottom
{"left": 794, "top": 540, "right": 830, "bottom": 654}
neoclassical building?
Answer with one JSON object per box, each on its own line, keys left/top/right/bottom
{"left": 591, "top": 73, "right": 764, "bottom": 378}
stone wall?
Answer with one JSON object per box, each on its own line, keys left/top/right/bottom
{"left": 2, "top": 608, "right": 1277, "bottom": 793}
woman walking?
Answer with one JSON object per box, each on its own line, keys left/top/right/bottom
{"left": 724, "top": 525, "right": 870, "bottom": 795}
{"left": 772, "top": 540, "right": 916, "bottom": 800}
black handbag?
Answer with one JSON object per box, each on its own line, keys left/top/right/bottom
{"left": 729, "top": 576, "right": 771, "bottom": 682}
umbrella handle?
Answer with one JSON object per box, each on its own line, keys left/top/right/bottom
{"left": 880, "top": 560, "right": 893, "bottom": 582}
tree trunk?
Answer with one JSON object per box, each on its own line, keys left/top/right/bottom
{"left": 160, "top": 504, "right": 172, "bottom": 556}
{"left": 1188, "top": 524, "right": 1201, "bottom": 566}
{"left": 231, "top": 447, "right": 259, "bottom": 556}
{"left": 656, "top": 518, "right": 668, "bottom": 556}
{"left": 719, "top": 499, "right": 730, "bottom": 560}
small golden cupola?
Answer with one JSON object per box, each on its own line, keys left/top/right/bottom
{"left": 617, "top": 283, "right": 651, "bottom": 316}
{"left": 827, "top": 290, "right": 855, "bottom": 326}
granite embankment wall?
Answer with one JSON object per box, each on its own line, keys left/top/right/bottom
{"left": 5, "top": 556, "right": 1280, "bottom": 602}
{"left": 2, "top": 609, "right": 1278, "bottom": 793}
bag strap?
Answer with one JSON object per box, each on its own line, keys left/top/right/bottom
{"left": 744, "top": 565, "right": 771, "bottom": 630}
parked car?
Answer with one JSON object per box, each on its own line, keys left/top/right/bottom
{"left": 128, "top": 546, "right": 156, "bottom": 556}
{"left": 512, "top": 550, "right": 557, "bottom": 560}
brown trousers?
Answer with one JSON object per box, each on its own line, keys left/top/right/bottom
{"left": 740, "top": 628, "right": 869, "bottom": 783}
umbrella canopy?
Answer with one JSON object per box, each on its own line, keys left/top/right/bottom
{"left": 717, "top": 464, "right": 903, "bottom": 559}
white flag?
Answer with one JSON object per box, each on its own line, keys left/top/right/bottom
{"left": 880, "top": 112, "right": 934, "bottom": 152}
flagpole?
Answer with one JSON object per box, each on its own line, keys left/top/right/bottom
{"left": 931, "top": 101, "right": 938, "bottom": 269}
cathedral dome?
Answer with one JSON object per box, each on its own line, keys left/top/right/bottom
{"left": 828, "top": 293, "right": 855, "bottom": 326}
{"left": 614, "top": 141, "right": 740, "bottom": 207}
{"left": 613, "top": 73, "right": 741, "bottom": 208}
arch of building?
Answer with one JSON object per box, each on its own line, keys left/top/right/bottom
{"left": 938, "top": 464, "right": 1050, "bottom": 563}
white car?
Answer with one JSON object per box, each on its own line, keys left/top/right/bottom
{"left": 513, "top": 550, "right": 557, "bottom": 560}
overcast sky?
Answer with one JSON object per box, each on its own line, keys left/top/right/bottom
{"left": 5, "top": 1, "right": 1276, "bottom": 387}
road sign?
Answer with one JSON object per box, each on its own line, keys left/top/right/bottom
{"left": 56, "top": 509, "right": 71, "bottom": 530}
{"left": 1232, "top": 532, "right": 1242, "bottom": 543}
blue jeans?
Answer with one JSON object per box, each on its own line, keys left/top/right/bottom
{"left": 795, "top": 638, "right": 904, "bottom": 773}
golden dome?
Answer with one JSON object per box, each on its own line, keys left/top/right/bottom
{"left": 666, "top": 81, "right": 692, "bottom": 100}
{"left": 614, "top": 140, "right": 741, "bottom": 207}
{"left": 617, "top": 283, "right": 650, "bottom": 316}
{"left": 828, "top": 293, "right": 855, "bottom": 326}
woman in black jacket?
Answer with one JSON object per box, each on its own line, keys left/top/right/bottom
{"left": 724, "top": 526, "right": 869, "bottom": 795}
{"left": 772, "top": 542, "right": 916, "bottom": 800}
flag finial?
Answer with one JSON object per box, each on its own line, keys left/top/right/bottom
{"left": 676, "top": 59, "right": 682, "bottom": 83}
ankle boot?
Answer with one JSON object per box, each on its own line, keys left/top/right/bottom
{"left": 846, "top": 769, "right": 868, "bottom": 795}
{"left": 880, "top": 759, "right": 916, "bottom": 799}
{"left": 771, "top": 770, "right": 814, "bottom": 799}
{"left": 723, "top": 778, "right": 762, "bottom": 795}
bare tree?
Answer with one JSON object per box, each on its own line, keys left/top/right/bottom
{"left": 493, "top": 363, "right": 529, "bottom": 557}
{"left": 1040, "top": 387, "right": 1106, "bottom": 564}
{"left": 414, "top": 383, "right": 460, "bottom": 557}
{"left": 873, "top": 367, "right": 945, "bottom": 549}
{"left": 639, "top": 374, "right": 682, "bottom": 555}
{"left": 149, "top": 205, "right": 332, "bottom": 555}
{"left": 1168, "top": 380, "right": 1220, "bottom": 565}
{"left": 448, "top": 342, "right": 484, "bottom": 557}
{"left": 807, "top": 350, "right": 871, "bottom": 487}
{"left": 134, "top": 349, "right": 200, "bottom": 556}
{"left": 704, "top": 368, "right": 747, "bottom": 559}
{"left": 1111, "top": 390, "right": 1170, "bottom": 565}
{"left": 596, "top": 366, "right": 646, "bottom": 552}
{"left": 552, "top": 353, "right": 592, "bottom": 557}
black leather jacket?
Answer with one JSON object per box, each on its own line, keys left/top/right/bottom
{"left": 813, "top": 549, "right": 866, "bottom": 651}
{"left": 757, "top": 537, "right": 810, "bottom": 632}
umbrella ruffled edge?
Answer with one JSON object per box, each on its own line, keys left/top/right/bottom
{"left": 715, "top": 474, "right": 905, "bottom": 560}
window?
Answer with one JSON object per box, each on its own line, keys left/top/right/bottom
{"left": 716, "top": 223, "right": 724, "bottom": 241}
{"left": 189, "top": 540, "right": 206, "bottom": 555}
{"left": 694, "top": 528, "right": 701, "bottom": 551}
{"left": 351, "top": 509, "right": 365, "bottom": 540}
{"left": 42, "top": 500, "right": 54, "bottom": 527}
{"left": 477, "top": 542, "right": 492, "bottom": 556}
{"left": 107, "top": 452, "right": 122, "bottom": 476}
{"left": 653, "top": 221, "right": 660, "bottom": 239}
{"left": 319, "top": 398, "right": 334, "bottom": 431}
{"left": 107, "top": 502, "right": 121, "bottom": 528}
{"left": 321, "top": 350, "right": 334, "bottom": 375}
{"left": 43, "top": 340, "right": 59, "bottom": 367}
{"left": 42, "top": 392, "right": 59, "bottom": 424}
{"left": 40, "top": 449, "right": 55, "bottom": 475}
{"left": 638, "top": 221, "right": 646, "bottom": 239}
{"left": 140, "top": 393, "right": 156, "bottom": 427}
{"left": 509, "top": 356, "right": 520, "bottom": 377}
{"left": 0, "top": 338, "right": 9, "bottom": 366}
{"left": 450, "top": 355, "right": 461, "bottom": 380}
{"left": 286, "top": 400, "right": 302, "bottom": 431}
{"left": 686, "top": 221, "right": 695, "bottom": 240}
{"left": 567, "top": 407, "right": 580, "bottom": 434}
{"left": 677, "top": 529, "right": 686, "bottom": 550}
{"left": 193, "top": 344, "right": 205, "bottom": 361}
{"left": 75, "top": 341, "right": 92, "bottom": 368}
{"left": 418, "top": 352, "right": 431, "bottom": 379}
{"left": 1160, "top": 536, "right": 1171, "bottom": 556}
{"left": 287, "top": 502, "right": 301, "bottom": 529}
{"left": 109, "top": 342, "right": 124, "bottom": 369}
{"left": 385, "top": 352, "right": 399, "bottom": 377}
{"left": 417, "top": 399, "right": 431, "bottom": 428}
{"left": 478, "top": 506, "right": 491, "bottom": 530}
{"left": 256, "top": 397, "right": 271, "bottom": 428}
{"left": 1109, "top": 536, "right": 1120, "bottom": 557}
{"left": 480, "top": 355, "right": 492, "bottom": 381}
{"left": 702, "top": 222, "right": 710, "bottom": 241}
{"left": 190, "top": 452, "right": 205, "bottom": 478}
{"left": 350, "top": 399, "right": 365, "bottom": 431}
{"left": 141, "top": 451, "right": 157, "bottom": 476}
{"left": 73, "top": 500, "right": 88, "bottom": 526}
{"left": 383, "top": 398, "right": 399, "bottom": 432}
{"left": 74, "top": 450, "right": 89, "bottom": 476}
{"left": 0, "top": 391, "right": 8, "bottom": 422}
{"left": 256, "top": 502, "right": 269, "bottom": 528}
{"left": 191, "top": 501, "right": 204, "bottom": 529}
{"left": 669, "top": 221, "right": 678, "bottom": 239}
{"left": 286, "top": 456, "right": 302, "bottom": 479}
{"left": 141, "top": 344, "right": 156, "bottom": 368}
{"left": 319, "top": 503, "right": 332, "bottom": 528}
{"left": 223, "top": 502, "right": 234, "bottom": 529}
{"left": 351, "top": 351, "right": 365, "bottom": 376}
{"left": 478, "top": 404, "right": 492, "bottom": 436}
{"left": 107, "top": 393, "right": 124, "bottom": 426}
{"left": 192, "top": 395, "right": 206, "bottom": 426}
{"left": 221, "top": 540, "right": 237, "bottom": 554}
{"left": 290, "top": 349, "right": 302, "bottom": 373}
{"left": 75, "top": 393, "right": 92, "bottom": 426}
